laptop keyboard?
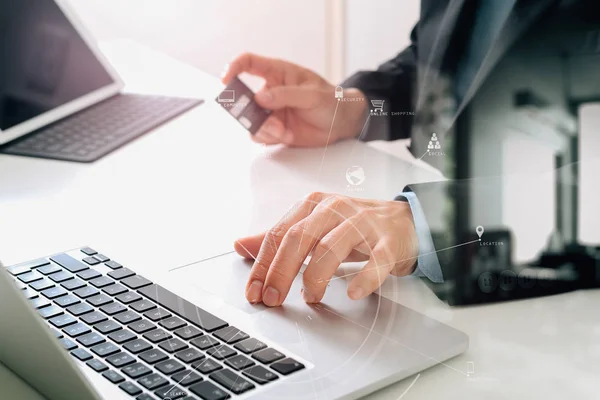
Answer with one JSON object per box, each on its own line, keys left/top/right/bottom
{"left": 7, "top": 248, "right": 305, "bottom": 399}
{"left": 0, "top": 94, "right": 203, "bottom": 163}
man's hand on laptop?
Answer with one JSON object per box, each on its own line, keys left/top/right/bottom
{"left": 234, "top": 192, "right": 418, "bottom": 307}
{"left": 222, "top": 53, "right": 368, "bottom": 147}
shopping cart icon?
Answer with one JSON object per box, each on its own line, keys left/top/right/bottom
{"left": 370, "top": 99, "right": 385, "bottom": 114}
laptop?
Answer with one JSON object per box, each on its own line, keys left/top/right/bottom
{"left": 0, "top": 245, "right": 468, "bottom": 400}
{"left": 0, "top": 0, "right": 203, "bottom": 163}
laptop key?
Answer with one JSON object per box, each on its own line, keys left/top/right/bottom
{"left": 30, "top": 297, "right": 51, "bottom": 309}
{"left": 143, "top": 329, "right": 172, "bottom": 343}
{"left": 77, "top": 332, "right": 105, "bottom": 347}
{"left": 87, "top": 293, "right": 113, "bottom": 307}
{"left": 77, "top": 269, "right": 102, "bottom": 281}
{"left": 103, "top": 283, "right": 128, "bottom": 296}
{"left": 156, "top": 359, "right": 185, "bottom": 375}
{"left": 108, "top": 267, "right": 135, "bottom": 280}
{"left": 81, "top": 311, "right": 108, "bottom": 325}
{"left": 159, "top": 316, "right": 186, "bottom": 330}
{"left": 81, "top": 247, "right": 97, "bottom": 256}
{"left": 86, "top": 358, "right": 108, "bottom": 372}
{"left": 92, "top": 342, "right": 120, "bottom": 357}
{"left": 30, "top": 278, "right": 55, "bottom": 291}
{"left": 172, "top": 370, "right": 203, "bottom": 386}
{"left": 270, "top": 357, "right": 305, "bottom": 375}
{"left": 242, "top": 365, "right": 279, "bottom": 384}
{"left": 94, "top": 320, "right": 121, "bottom": 334}
{"left": 23, "top": 287, "right": 38, "bottom": 299}
{"left": 18, "top": 270, "right": 44, "bottom": 283}
{"left": 104, "top": 260, "right": 122, "bottom": 270}
{"left": 213, "top": 326, "right": 249, "bottom": 344}
{"left": 63, "top": 323, "right": 91, "bottom": 337}
{"left": 154, "top": 385, "right": 187, "bottom": 399}
{"left": 94, "top": 254, "right": 110, "bottom": 262}
{"left": 206, "top": 346, "right": 236, "bottom": 360}
{"left": 158, "top": 338, "right": 188, "bottom": 353}
{"left": 118, "top": 381, "right": 142, "bottom": 396}
{"left": 116, "top": 291, "right": 142, "bottom": 304}
{"left": 67, "top": 302, "right": 93, "bottom": 316}
{"left": 102, "top": 370, "right": 125, "bottom": 384}
{"left": 224, "top": 354, "right": 255, "bottom": 371}
{"left": 38, "top": 263, "right": 62, "bottom": 275}
{"left": 107, "top": 352, "right": 136, "bottom": 368}
{"left": 174, "top": 326, "right": 203, "bottom": 340}
{"left": 144, "top": 308, "right": 171, "bottom": 321}
{"left": 128, "top": 319, "right": 156, "bottom": 334}
{"left": 189, "top": 381, "right": 230, "bottom": 400}
{"left": 123, "top": 338, "right": 152, "bottom": 354}
{"left": 90, "top": 276, "right": 114, "bottom": 288}
{"left": 50, "top": 254, "right": 88, "bottom": 273}
{"left": 122, "top": 362, "right": 152, "bottom": 379}
{"left": 175, "top": 348, "right": 205, "bottom": 364}
{"left": 137, "top": 373, "right": 169, "bottom": 390}
{"left": 130, "top": 299, "right": 156, "bottom": 313}
{"left": 74, "top": 286, "right": 99, "bottom": 299}
{"left": 191, "top": 358, "right": 222, "bottom": 375}
{"left": 42, "top": 286, "right": 68, "bottom": 299}
{"left": 8, "top": 259, "right": 49, "bottom": 275}
{"left": 83, "top": 256, "right": 101, "bottom": 266}
{"left": 54, "top": 294, "right": 80, "bottom": 308}
{"left": 71, "top": 348, "right": 93, "bottom": 361}
{"left": 40, "top": 305, "right": 64, "bottom": 319}
{"left": 49, "top": 313, "right": 77, "bottom": 328}
{"left": 252, "top": 348, "right": 285, "bottom": 364}
{"left": 121, "top": 275, "right": 152, "bottom": 289}
{"left": 115, "top": 310, "right": 141, "bottom": 324}
{"left": 139, "top": 348, "right": 168, "bottom": 364}
{"left": 234, "top": 338, "right": 266, "bottom": 354}
{"left": 108, "top": 329, "right": 137, "bottom": 344}
{"left": 138, "top": 284, "right": 228, "bottom": 332}
{"left": 60, "top": 338, "right": 78, "bottom": 351}
{"left": 191, "top": 336, "right": 219, "bottom": 351}
{"left": 48, "top": 270, "right": 72, "bottom": 283}
{"left": 62, "top": 278, "right": 86, "bottom": 291}
{"left": 100, "top": 302, "right": 127, "bottom": 316}
{"left": 209, "top": 369, "right": 254, "bottom": 395}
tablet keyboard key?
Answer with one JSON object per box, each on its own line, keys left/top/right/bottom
{"left": 102, "top": 370, "right": 125, "bottom": 384}
{"left": 74, "top": 286, "right": 99, "bottom": 298}
{"left": 103, "top": 283, "right": 128, "bottom": 296}
{"left": 122, "top": 362, "right": 152, "bottom": 379}
{"left": 38, "top": 263, "right": 61, "bottom": 275}
{"left": 108, "top": 329, "right": 137, "bottom": 344}
{"left": 90, "top": 276, "right": 114, "bottom": 288}
{"left": 18, "top": 270, "right": 43, "bottom": 283}
{"left": 30, "top": 278, "right": 55, "bottom": 291}
{"left": 154, "top": 385, "right": 187, "bottom": 400}
{"left": 30, "top": 297, "right": 51, "bottom": 309}
{"left": 107, "top": 352, "right": 136, "bottom": 368}
{"left": 175, "top": 348, "right": 205, "bottom": 364}
{"left": 234, "top": 338, "right": 266, "bottom": 354}
{"left": 252, "top": 348, "right": 285, "bottom": 364}
{"left": 42, "top": 286, "right": 68, "bottom": 299}
{"left": 159, "top": 316, "right": 186, "bottom": 330}
{"left": 123, "top": 338, "right": 152, "bottom": 354}
{"left": 67, "top": 302, "right": 93, "bottom": 316}
{"left": 115, "top": 310, "right": 141, "bottom": 324}
{"left": 206, "top": 346, "right": 236, "bottom": 360}
{"left": 82, "top": 311, "right": 108, "bottom": 325}
{"left": 128, "top": 319, "right": 156, "bottom": 334}
{"left": 77, "top": 269, "right": 102, "bottom": 281}
{"left": 86, "top": 359, "right": 108, "bottom": 372}
{"left": 100, "top": 302, "right": 127, "bottom": 316}
{"left": 191, "top": 336, "right": 219, "bottom": 350}
{"left": 94, "top": 254, "right": 110, "bottom": 262}
{"left": 87, "top": 293, "right": 113, "bottom": 307}
{"left": 54, "top": 295, "right": 80, "bottom": 308}
{"left": 174, "top": 326, "right": 203, "bottom": 340}
{"left": 156, "top": 359, "right": 185, "bottom": 375}
{"left": 116, "top": 291, "right": 142, "bottom": 304}
{"left": 49, "top": 314, "right": 77, "bottom": 328}
{"left": 51, "top": 254, "right": 88, "bottom": 273}
{"left": 94, "top": 320, "right": 121, "bottom": 334}
{"left": 270, "top": 357, "right": 305, "bottom": 375}
{"left": 224, "top": 354, "right": 254, "bottom": 371}
{"left": 23, "top": 287, "right": 38, "bottom": 299}
{"left": 189, "top": 381, "right": 230, "bottom": 400}
{"left": 83, "top": 256, "right": 101, "bottom": 266}
{"left": 119, "top": 381, "right": 142, "bottom": 396}
{"left": 130, "top": 299, "right": 156, "bottom": 313}
{"left": 48, "top": 270, "right": 72, "bottom": 283}
{"left": 108, "top": 268, "right": 135, "bottom": 280}
{"left": 172, "top": 370, "right": 203, "bottom": 386}
{"left": 242, "top": 365, "right": 279, "bottom": 384}
{"left": 121, "top": 275, "right": 152, "bottom": 289}
{"left": 92, "top": 342, "right": 120, "bottom": 357}
{"left": 81, "top": 247, "right": 97, "bottom": 256}
{"left": 213, "top": 326, "right": 248, "bottom": 344}
{"left": 77, "top": 332, "right": 105, "bottom": 347}
{"left": 209, "top": 369, "right": 254, "bottom": 395}
{"left": 139, "top": 348, "right": 168, "bottom": 364}
{"left": 137, "top": 373, "right": 169, "bottom": 390}
{"left": 143, "top": 329, "right": 172, "bottom": 343}
{"left": 191, "top": 358, "right": 222, "bottom": 375}
{"left": 159, "top": 338, "right": 188, "bottom": 353}
{"left": 39, "top": 305, "right": 63, "bottom": 319}
{"left": 60, "top": 338, "right": 78, "bottom": 351}
{"left": 144, "top": 308, "right": 171, "bottom": 321}
{"left": 104, "top": 260, "right": 122, "bottom": 270}
{"left": 64, "top": 323, "right": 91, "bottom": 337}
{"left": 71, "top": 348, "right": 93, "bottom": 361}
{"left": 62, "top": 278, "right": 86, "bottom": 291}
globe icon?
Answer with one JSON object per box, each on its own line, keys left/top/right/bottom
{"left": 346, "top": 166, "right": 365, "bottom": 186}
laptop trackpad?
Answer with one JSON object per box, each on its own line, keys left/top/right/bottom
{"left": 169, "top": 252, "right": 306, "bottom": 314}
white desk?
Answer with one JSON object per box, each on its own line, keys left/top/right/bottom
{"left": 1, "top": 41, "right": 598, "bottom": 399}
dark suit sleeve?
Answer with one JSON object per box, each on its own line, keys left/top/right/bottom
{"left": 340, "top": 24, "right": 418, "bottom": 142}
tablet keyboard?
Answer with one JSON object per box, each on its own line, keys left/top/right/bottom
{"left": 0, "top": 94, "right": 203, "bottom": 163}
{"left": 7, "top": 247, "right": 304, "bottom": 399}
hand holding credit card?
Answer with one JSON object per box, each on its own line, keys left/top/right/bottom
{"left": 216, "top": 76, "right": 271, "bottom": 135}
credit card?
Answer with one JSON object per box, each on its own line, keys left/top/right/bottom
{"left": 216, "top": 76, "right": 271, "bottom": 135}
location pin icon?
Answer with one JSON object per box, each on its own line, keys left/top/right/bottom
{"left": 476, "top": 226, "right": 484, "bottom": 239}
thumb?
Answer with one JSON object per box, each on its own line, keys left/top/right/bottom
{"left": 255, "top": 85, "right": 323, "bottom": 110}
{"left": 234, "top": 232, "right": 266, "bottom": 260}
